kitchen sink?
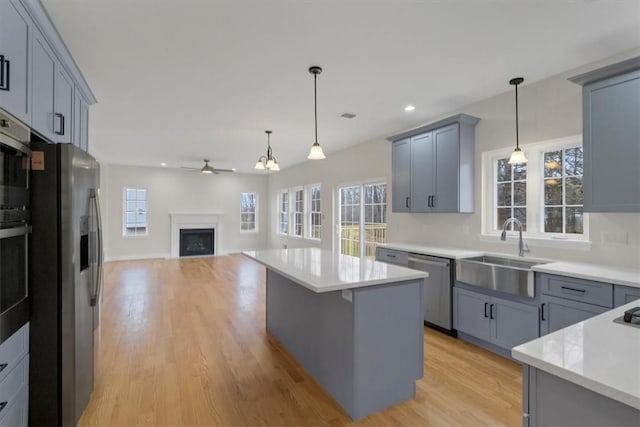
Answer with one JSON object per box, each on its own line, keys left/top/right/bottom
{"left": 456, "top": 256, "right": 549, "bottom": 298}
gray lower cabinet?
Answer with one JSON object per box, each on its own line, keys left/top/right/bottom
{"left": 614, "top": 285, "right": 640, "bottom": 307}
{"left": 0, "top": 323, "right": 29, "bottom": 427}
{"left": 389, "top": 114, "right": 479, "bottom": 213}
{"left": 454, "top": 287, "right": 539, "bottom": 350}
{"left": 570, "top": 57, "right": 640, "bottom": 212}
{"left": 375, "top": 247, "right": 408, "bottom": 267}
{"left": 0, "top": 0, "right": 32, "bottom": 124}
{"left": 540, "top": 294, "right": 608, "bottom": 335}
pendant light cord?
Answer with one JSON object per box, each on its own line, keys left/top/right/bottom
{"left": 314, "top": 72, "right": 318, "bottom": 144}
{"left": 515, "top": 82, "right": 520, "bottom": 150}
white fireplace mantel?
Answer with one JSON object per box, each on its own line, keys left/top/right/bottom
{"left": 169, "top": 213, "right": 223, "bottom": 258}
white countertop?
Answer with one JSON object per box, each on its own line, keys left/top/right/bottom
{"left": 533, "top": 262, "right": 640, "bottom": 289}
{"left": 243, "top": 248, "right": 428, "bottom": 293}
{"left": 377, "top": 243, "right": 484, "bottom": 260}
{"left": 512, "top": 301, "right": 640, "bottom": 410}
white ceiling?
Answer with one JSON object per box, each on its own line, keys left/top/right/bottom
{"left": 42, "top": 0, "right": 640, "bottom": 173}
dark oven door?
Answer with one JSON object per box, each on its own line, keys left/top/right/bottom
{"left": 0, "top": 133, "right": 30, "bottom": 226}
{"left": 0, "top": 226, "right": 29, "bottom": 344}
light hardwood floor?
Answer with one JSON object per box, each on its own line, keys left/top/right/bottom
{"left": 79, "top": 255, "right": 521, "bottom": 426}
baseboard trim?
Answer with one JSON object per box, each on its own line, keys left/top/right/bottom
{"left": 105, "top": 253, "right": 170, "bottom": 262}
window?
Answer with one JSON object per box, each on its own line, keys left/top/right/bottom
{"left": 482, "top": 135, "right": 587, "bottom": 243}
{"left": 307, "top": 184, "right": 321, "bottom": 240}
{"left": 495, "top": 159, "right": 527, "bottom": 231}
{"left": 543, "top": 147, "right": 583, "bottom": 234}
{"left": 279, "top": 190, "right": 289, "bottom": 235}
{"left": 123, "top": 188, "right": 147, "bottom": 236}
{"left": 240, "top": 192, "right": 257, "bottom": 232}
{"left": 293, "top": 188, "right": 304, "bottom": 237}
{"left": 338, "top": 182, "right": 387, "bottom": 259}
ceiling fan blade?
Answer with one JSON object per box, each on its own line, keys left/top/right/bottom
{"left": 212, "top": 168, "right": 235, "bottom": 173}
{"left": 180, "top": 166, "right": 200, "bottom": 170}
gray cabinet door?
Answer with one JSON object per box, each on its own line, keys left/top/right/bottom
{"left": 540, "top": 294, "right": 608, "bottom": 335}
{"left": 32, "top": 29, "right": 56, "bottom": 141}
{"left": 0, "top": 0, "right": 32, "bottom": 124}
{"left": 73, "top": 91, "right": 81, "bottom": 147}
{"left": 392, "top": 139, "right": 411, "bottom": 212}
{"left": 80, "top": 98, "right": 89, "bottom": 152}
{"left": 54, "top": 66, "right": 74, "bottom": 143}
{"left": 614, "top": 285, "right": 640, "bottom": 307}
{"left": 410, "top": 132, "right": 433, "bottom": 212}
{"left": 583, "top": 70, "right": 640, "bottom": 212}
{"left": 491, "top": 296, "right": 539, "bottom": 349}
{"left": 433, "top": 123, "right": 460, "bottom": 212}
{"left": 453, "top": 287, "right": 491, "bottom": 342}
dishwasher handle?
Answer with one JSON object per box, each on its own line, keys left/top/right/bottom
{"left": 408, "top": 255, "right": 450, "bottom": 269}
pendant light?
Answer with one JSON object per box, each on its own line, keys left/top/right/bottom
{"left": 508, "top": 77, "right": 527, "bottom": 165}
{"left": 307, "top": 66, "right": 326, "bottom": 160}
{"left": 254, "top": 130, "right": 280, "bottom": 171}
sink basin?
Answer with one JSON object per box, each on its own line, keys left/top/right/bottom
{"left": 456, "top": 256, "right": 548, "bottom": 298}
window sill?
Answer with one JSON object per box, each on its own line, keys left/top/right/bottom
{"left": 122, "top": 234, "right": 149, "bottom": 239}
{"left": 479, "top": 234, "right": 592, "bottom": 251}
{"left": 240, "top": 230, "right": 259, "bottom": 234}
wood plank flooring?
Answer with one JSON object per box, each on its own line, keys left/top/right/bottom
{"left": 79, "top": 255, "right": 521, "bottom": 426}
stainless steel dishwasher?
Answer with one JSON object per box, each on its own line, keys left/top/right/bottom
{"left": 408, "top": 253, "right": 454, "bottom": 332}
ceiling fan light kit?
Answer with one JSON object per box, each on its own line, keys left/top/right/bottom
{"left": 255, "top": 130, "right": 280, "bottom": 171}
{"left": 307, "top": 66, "right": 326, "bottom": 160}
{"left": 508, "top": 77, "right": 527, "bottom": 165}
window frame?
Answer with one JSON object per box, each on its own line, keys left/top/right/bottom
{"left": 481, "top": 135, "right": 589, "bottom": 246}
{"left": 306, "top": 183, "right": 322, "bottom": 241}
{"left": 292, "top": 187, "right": 304, "bottom": 238}
{"left": 240, "top": 192, "right": 258, "bottom": 233}
{"left": 278, "top": 189, "right": 289, "bottom": 236}
{"left": 122, "top": 187, "right": 148, "bottom": 237}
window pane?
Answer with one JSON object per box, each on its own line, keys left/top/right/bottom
{"left": 544, "top": 151, "right": 562, "bottom": 177}
{"left": 513, "top": 182, "right": 526, "bottom": 206}
{"left": 544, "top": 207, "right": 563, "bottom": 232}
{"left": 497, "top": 183, "right": 512, "bottom": 206}
{"left": 514, "top": 208, "right": 527, "bottom": 231}
{"left": 565, "top": 177, "right": 583, "bottom": 205}
{"left": 365, "top": 185, "right": 373, "bottom": 204}
{"left": 365, "top": 206, "right": 373, "bottom": 223}
{"left": 126, "top": 189, "right": 136, "bottom": 200}
{"left": 136, "top": 200, "right": 146, "bottom": 211}
{"left": 544, "top": 179, "right": 562, "bottom": 205}
{"left": 513, "top": 163, "right": 527, "bottom": 181}
{"left": 497, "top": 208, "right": 511, "bottom": 230}
{"left": 566, "top": 207, "right": 583, "bottom": 234}
{"left": 126, "top": 201, "right": 137, "bottom": 211}
{"left": 565, "top": 147, "right": 583, "bottom": 176}
{"left": 497, "top": 159, "right": 510, "bottom": 182}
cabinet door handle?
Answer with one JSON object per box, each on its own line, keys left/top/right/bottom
{"left": 0, "top": 55, "right": 9, "bottom": 91}
{"left": 484, "top": 302, "right": 489, "bottom": 318}
{"left": 432, "top": 195, "right": 436, "bottom": 207}
{"left": 541, "top": 303, "right": 546, "bottom": 321}
{"left": 427, "top": 195, "right": 432, "bottom": 207}
{"left": 405, "top": 197, "right": 410, "bottom": 208}
{"left": 55, "top": 113, "right": 65, "bottom": 135}
{"left": 489, "top": 303, "right": 495, "bottom": 319}
{"left": 0, "top": 401, "right": 6, "bottom": 413}
{"left": 386, "top": 254, "right": 396, "bottom": 258}
{"left": 561, "top": 286, "right": 586, "bottom": 295}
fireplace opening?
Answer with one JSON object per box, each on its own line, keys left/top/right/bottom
{"left": 179, "top": 228, "right": 215, "bottom": 257}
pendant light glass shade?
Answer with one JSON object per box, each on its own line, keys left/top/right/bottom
{"left": 307, "top": 66, "right": 326, "bottom": 160}
{"left": 255, "top": 130, "right": 280, "bottom": 171}
{"left": 508, "top": 77, "right": 527, "bottom": 165}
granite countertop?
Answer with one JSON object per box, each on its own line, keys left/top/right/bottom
{"left": 512, "top": 300, "right": 640, "bottom": 410}
{"left": 242, "top": 248, "right": 427, "bottom": 293}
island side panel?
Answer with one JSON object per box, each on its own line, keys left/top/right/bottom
{"left": 528, "top": 367, "right": 640, "bottom": 427}
{"left": 352, "top": 279, "right": 424, "bottom": 419}
{"left": 265, "top": 269, "right": 355, "bottom": 415}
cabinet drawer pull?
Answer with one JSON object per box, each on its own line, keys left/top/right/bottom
{"left": 489, "top": 303, "right": 495, "bottom": 319}
{"left": 386, "top": 254, "right": 396, "bottom": 258}
{"left": 0, "top": 55, "right": 9, "bottom": 91}
{"left": 484, "top": 302, "right": 489, "bottom": 318}
{"left": 561, "top": 286, "right": 586, "bottom": 295}
{"left": 0, "top": 401, "right": 6, "bottom": 413}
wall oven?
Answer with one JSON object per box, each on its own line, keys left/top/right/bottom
{"left": 0, "top": 109, "right": 30, "bottom": 344}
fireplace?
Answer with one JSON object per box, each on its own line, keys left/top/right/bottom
{"left": 179, "top": 228, "right": 215, "bottom": 257}
{"left": 169, "top": 213, "right": 222, "bottom": 258}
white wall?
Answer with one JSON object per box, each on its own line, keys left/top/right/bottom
{"left": 266, "top": 49, "right": 640, "bottom": 269}
{"left": 101, "top": 164, "right": 269, "bottom": 261}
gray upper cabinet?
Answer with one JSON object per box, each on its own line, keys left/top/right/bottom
{"left": 54, "top": 66, "right": 73, "bottom": 143}
{"left": 392, "top": 138, "right": 411, "bottom": 212}
{"left": 569, "top": 57, "right": 640, "bottom": 212}
{"left": 0, "top": 0, "right": 32, "bottom": 124}
{"left": 389, "top": 114, "right": 479, "bottom": 213}
{"left": 31, "top": 28, "right": 56, "bottom": 141}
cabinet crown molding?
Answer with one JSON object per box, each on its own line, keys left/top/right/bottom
{"left": 387, "top": 113, "right": 480, "bottom": 142}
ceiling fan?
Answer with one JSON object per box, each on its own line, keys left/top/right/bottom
{"left": 181, "top": 159, "right": 235, "bottom": 174}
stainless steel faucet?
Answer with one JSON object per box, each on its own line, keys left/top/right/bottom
{"left": 501, "top": 217, "right": 530, "bottom": 257}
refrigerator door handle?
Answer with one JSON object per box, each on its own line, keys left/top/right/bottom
{"left": 90, "top": 188, "right": 103, "bottom": 307}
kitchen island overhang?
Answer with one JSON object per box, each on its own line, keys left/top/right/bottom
{"left": 243, "top": 248, "right": 428, "bottom": 420}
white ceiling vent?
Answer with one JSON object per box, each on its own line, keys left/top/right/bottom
{"left": 340, "top": 113, "right": 357, "bottom": 119}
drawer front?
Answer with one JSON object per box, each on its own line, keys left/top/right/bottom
{"left": 0, "top": 354, "right": 28, "bottom": 417}
{"left": 375, "top": 247, "right": 408, "bottom": 266}
{"left": 0, "top": 323, "right": 28, "bottom": 384}
{"left": 540, "top": 274, "right": 613, "bottom": 307}
{"left": 614, "top": 285, "right": 640, "bottom": 307}
{"left": 0, "top": 384, "right": 27, "bottom": 427}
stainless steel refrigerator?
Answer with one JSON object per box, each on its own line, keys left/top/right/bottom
{"left": 29, "top": 142, "right": 103, "bottom": 427}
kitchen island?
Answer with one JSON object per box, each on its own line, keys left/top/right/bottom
{"left": 243, "top": 248, "right": 428, "bottom": 420}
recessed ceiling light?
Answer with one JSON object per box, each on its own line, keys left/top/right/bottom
{"left": 160, "top": 162, "right": 167, "bottom": 166}
{"left": 404, "top": 105, "right": 415, "bottom": 112}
